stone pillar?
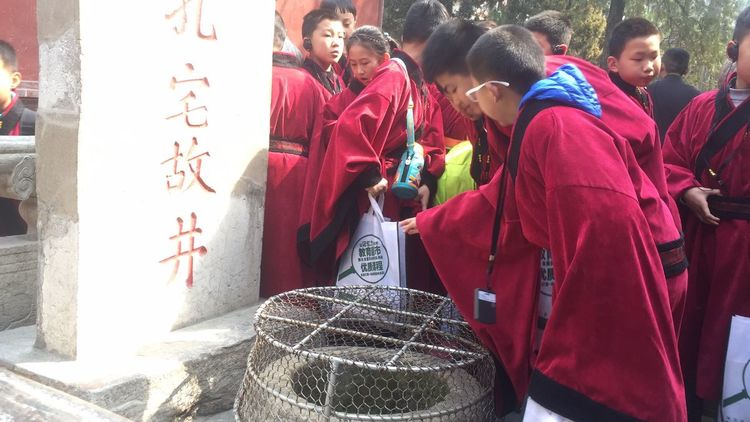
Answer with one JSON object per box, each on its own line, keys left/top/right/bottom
{"left": 36, "top": 0, "right": 272, "bottom": 359}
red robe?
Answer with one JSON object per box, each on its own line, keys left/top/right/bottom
{"left": 609, "top": 71, "right": 656, "bottom": 118}
{"left": 419, "top": 106, "right": 685, "bottom": 420}
{"left": 298, "top": 59, "right": 445, "bottom": 292}
{"left": 302, "top": 57, "right": 344, "bottom": 101}
{"left": 663, "top": 88, "right": 750, "bottom": 400}
{"left": 260, "top": 53, "right": 325, "bottom": 298}
{"left": 548, "top": 56, "right": 687, "bottom": 328}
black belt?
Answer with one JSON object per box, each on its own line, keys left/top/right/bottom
{"left": 657, "top": 237, "right": 688, "bottom": 278}
{"left": 269, "top": 136, "right": 309, "bottom": 157}
{"left": 708, "top": 195, "right": 750, "bottom": 220}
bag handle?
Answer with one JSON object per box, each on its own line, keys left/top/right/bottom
{"left": 368, "top": 194, "right": 386, "bottom": 222}
{"left": 391, "top": 58, "right": 416, "bottom": 154}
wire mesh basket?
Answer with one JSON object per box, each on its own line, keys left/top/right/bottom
{"left": 235, "top": 285, "right": 495, "bottom": 421}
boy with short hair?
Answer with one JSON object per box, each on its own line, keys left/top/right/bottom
{"left": 0, "top": 40, "right": 35, "bottom": 136}
{"left": 663, "top": 6, "right": 750, "bottom": 420}
{"left": 301, "top": 9, "right": 345, "bottom": 98}
{"left": 422, "top": 19, "right": 502, "bottom": 188}
{"left": 524, "top": 10, "right": 572, "bottom": 56}
{"left": 320, "top": 0, "right": 357, "bottom": 85}
{"left": 404, "top": 24, "right": 686, "bottom": 420}
{"left": 607, "top": 17, "right": 661, "bottom": 116}
{"left": 466, "top": 25, "right": 684, "bottom": 420}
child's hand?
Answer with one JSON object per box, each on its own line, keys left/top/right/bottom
{"left": 683, "top": 187, "right": 721, "bottom": 226}
{"left": 366, "top": 178, "right": 388, "bottom": 197}
{"left": 400, "top": 217, "right": 419, "bottom": 235}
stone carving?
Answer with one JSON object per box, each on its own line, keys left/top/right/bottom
{"left": 12, "top": 156, "right": 35, "bottom": 201}
{"left": 0, "top": 137, "right": 37, "bottom": 236}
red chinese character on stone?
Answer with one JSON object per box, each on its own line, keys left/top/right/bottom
{"left": 160, "top": 212, "right": 208, "bottom": 288}
{"left": 165, "top": 0, "right": 217, "bottom": 40}
{"left": 161, "top": 137, "right": 216, "bottom": 193}
{"left": 166, "top": 63, "right": 210, "bottom": 127}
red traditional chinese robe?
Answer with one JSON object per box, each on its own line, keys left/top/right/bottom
{"left": 418, "top": 105, "right": 686, "bottom": 420}
{"left": 663, "top": 87, "right": 750, "bottom": 401}
{"left": 260, "top": 53, "right": 325, "bottom": 298}
{"left": 609, "top": 71, "right": 656, "bottom": 118}
{"left": 298, "top": 58, "right": 445, "bottom": 292}
{"left": 548, "top": 56, "right": 687, "bottom": 328}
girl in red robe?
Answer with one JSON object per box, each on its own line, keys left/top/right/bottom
{"left": 297, "top": 26, "right": 445, "bottom": 292}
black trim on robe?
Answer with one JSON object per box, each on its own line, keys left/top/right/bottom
{"left": 302, "top": 58, "right": 342, "bottom": 96}
{"left": 529, "top": 370, "right": 644, "bottom": 422}
{"left": 609, "top": 72, "right": 652, "bottom": 114}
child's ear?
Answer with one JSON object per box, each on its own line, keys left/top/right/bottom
{"left": 487, "top": 83, "right": 503, "bottom": 103}
{"left": 606, "top": 56, "right": 619, "bottom": 73}
{"left": 382, "top": 52, "right": 391, "bottom": 62}
{"left": 10, "top": 71, "right": 21, "bottom": 90}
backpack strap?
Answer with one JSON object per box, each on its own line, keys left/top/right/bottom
{"left": 508, "top": 100, "right": 565, "bottom": 181}
{"left": 391, "top": 58, "right": 415, "bottom": 153}
{"left": 694, "top": 86, "right": 750, "bottom": 179}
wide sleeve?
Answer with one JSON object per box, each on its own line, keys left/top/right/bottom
{"left": 662, "top": 102, "right": 702, "bottom": 200}
{"left": 514, "top": 111, "right": 685, "bottom": 421}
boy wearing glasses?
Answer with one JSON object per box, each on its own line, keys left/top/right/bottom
{"left": 404, "top": 25, "right": 685, "bottom": 420}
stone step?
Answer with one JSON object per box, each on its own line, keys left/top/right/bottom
{"left": 0, "top": 303, "right": 261, "bottom": 421}
{"left": 0, "top": 368, "right": 129, "bottom": 421}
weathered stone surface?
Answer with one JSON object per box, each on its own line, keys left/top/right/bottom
{"left": 0, "top": 304, "right": 260, "bottom": 421}
{"left": 0, "top": 238, "right": 37, "bottom": 332}
{"left": 36, "top": 0, "right": 81, "bottom": 358}
{"left": 35, "top": 0, "right": 273, "bottom": 361}
{"left": 0, "top": 368, "right": 129, "bottom": 421}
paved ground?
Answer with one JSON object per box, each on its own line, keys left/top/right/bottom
{"left": 195, "top": 410, "right": 235, "bottom": 422}
{"left": 0, "top": 368, "right": 128, "bottom": 421}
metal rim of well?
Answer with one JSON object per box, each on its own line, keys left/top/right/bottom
{"left": 253, "top": 285, "right": 491, "bottom": 373}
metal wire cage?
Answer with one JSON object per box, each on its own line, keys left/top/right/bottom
{"left": 235, "top": 286, "right": 495, "bottom": 421}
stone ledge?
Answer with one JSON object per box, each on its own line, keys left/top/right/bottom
{"left": 0, "top": 368, "right": 129, "bottom": 421}
{"left": 0, "top": 303, "right": 262, "bottom": 421}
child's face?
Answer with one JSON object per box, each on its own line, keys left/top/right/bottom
{"left": 348, "top": 44, "right": 387, "bottom": 85}
{"left": 310, "top": 19, "right": 345, "bottom": 69}
{"left": 607, "top": 34, "right": 661, "bottom": 87}
{"left": 434, "top": 72, "right": 483, "bottom": 120}
{"left": 337, "top": 12, "right": 356, "bottom": 40}
{"left": 734, "top": 34, "right": 750, "bottom": 88}
{"left": 0, "top": 60, "right": 20, "bottom": 109}
{"left": 468, "top": 75, "right": 519, "bottom": 127}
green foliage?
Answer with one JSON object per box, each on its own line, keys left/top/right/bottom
{"left": 383, "top": 0, "right": 747, "bottom": 90}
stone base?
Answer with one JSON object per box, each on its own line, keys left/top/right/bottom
{"left": 0, "top": 236, "right": 38, "bottom": 332}
{"left": 0, "top": 303, "right": 260, "bottom": 421}
{"left": 0, "top": 368, "right": 128, "bottom": 421}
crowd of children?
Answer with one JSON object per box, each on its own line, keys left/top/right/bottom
{"left": 264, "top": 1, "right": 750, "bottom": 420}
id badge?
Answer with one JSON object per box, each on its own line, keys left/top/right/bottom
{"left": 474, "top": 288, "right": 496, "bottom": 324}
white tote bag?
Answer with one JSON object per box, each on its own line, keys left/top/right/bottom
{"left": 336, "top": 195, "right": 406, "bottom": 288}
{"left": 720, "top": 314, "right": 750, "bottom": 422}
